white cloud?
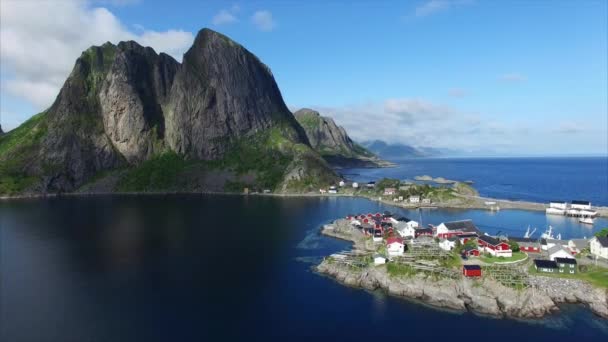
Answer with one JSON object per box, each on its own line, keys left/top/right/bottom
{"left": 212, "top": 5, "right": 240, "bottom": 26}
{"left": 414, "top": 0, "right": 473, "bottom": 17}
{"left": 499, "top": 73, "right": 527, "bottom": 82}
{"left": 0, "top": 0, "right": 194, "bottom": 112}
{"left": 251, "top": 10, "right": 276, "bottom": 31}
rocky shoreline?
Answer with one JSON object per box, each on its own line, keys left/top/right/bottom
{"left": 316, "top": 227, "right": 608, "bottom": 320}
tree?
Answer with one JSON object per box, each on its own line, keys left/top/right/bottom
{"left": 508, "top": 240, "right": 520, "bottom": 252}
{"left": 594, "top": 228, "right": 608, "bottom": 238}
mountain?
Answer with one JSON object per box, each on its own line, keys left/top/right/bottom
{"left": 293, "top": 109, "right": 390, "bottom": 168}
{"left": 361, "top": 140, "right": 430, "bottom": 159}
{"left": 0, "top": 28, "right": 337, "bottom": 195}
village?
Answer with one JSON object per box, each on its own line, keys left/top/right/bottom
{"left": 317, "top": 206, "right": 608, "bottom": 319}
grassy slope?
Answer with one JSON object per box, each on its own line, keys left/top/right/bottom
{"left": 0, "top": 113, "right": 48, "bottom": 195}
{"left": 112, "top": 124, "right": 336, "bottom": 193}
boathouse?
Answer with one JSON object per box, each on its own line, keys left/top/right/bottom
{"left": 414, "top": 227, "right": 433, "bottom": 238}
{"left": 534, "top": 259, "right": 558, "bottom": 273}
{"left": 571, "top": 200, "right": 591, "bottom": 210}
{"left": 435, "top": 220, "right": 481, "bottom": 239}
{"left": 478, "top": 235, "right": 512, "bottom": 257}
{"left": 463, "top": 265, "right": 482, "bottom": 277}
{"left": 555, "top": 257, "right": 577, "bottom": 274}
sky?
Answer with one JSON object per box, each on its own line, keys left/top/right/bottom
{"left": 1, "top": 0, "right": 607, "bottom": 156}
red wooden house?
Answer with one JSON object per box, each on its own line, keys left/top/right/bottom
{"left": 477, "top": 235, "right": 512, "bottom": 257}
{"left": 463, "top": 265, "right": 482, "bottom": 277}
{"left": 463, "top": 246, "right": 480, "bottom": 257}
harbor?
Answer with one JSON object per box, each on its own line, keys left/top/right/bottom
{"left": 317, "top": 210, "right": 608, "bottom": 319}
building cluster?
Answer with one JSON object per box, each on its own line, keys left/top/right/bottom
{"left": 343, "top": 212, "right": 608, "bottom": 275}
{"left": 546, "top": 200, "right": 597, "bottom": 217}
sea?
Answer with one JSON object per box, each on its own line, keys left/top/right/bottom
{"left": 342, "top": 156, "right": 608, "bottom": 206}
{"left": 2, "top": 157, "right": 608, "bottom": 341}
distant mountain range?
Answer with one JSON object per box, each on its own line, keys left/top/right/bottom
{"left": 360, "top": 140, "right": 461, "bottom": 160}
{"left": 294, "top": 109, "right": 391, "bottom": 168}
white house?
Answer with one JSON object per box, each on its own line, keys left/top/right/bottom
{"left": 568, "top": 238, "right": 588, "bottom": 255}
{"left": 352, "top": 182, "right": 359, "bottom": 189}
{"left": 409, "top": 195, "right": 420, "bottom": 203}
{"left": 339, "top": 180, "right": 345, "bottom": 187}
{"left": 590, "top": 236, "right": 608, "bottom": 259}
{"left": 547, "top": 245, "right": 574, "bottom": 261}
{"left": 366, "top": 181, "right": 376, "bottom": 188}
{"left": 374, "top": 255, "right": 387, "bottom": 265}
{"left": 571, "top": 200, "right": 591, "bottom": 210}
{"left": 422, "top": 198, "right": 431, "bottom": 204}
{"left": 386, "top": 237, "right": 404, "bottom": 256}
{"left": 395, "top": 222, "right": 416, "bottom": 239}
{"left": 439, "top": 237, "right": 457, "bottom": 251}
{"left": 319, "top": 189, "right": 327, "bottom": 194}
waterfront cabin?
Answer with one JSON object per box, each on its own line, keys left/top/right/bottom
{"left": 477, "top": 235, "right": 512, "bottom": 257}
{"left": 571, "top": 200, "right": 591, "bottom": 211}
{"left": 435, "top": 220, "right": 481, "bottom": 239}
{"left": 555, "top": 257, "right": 577, "bottom": 274}
{"left": 463, "top": 246, "right": 480, "bottom": 257}
{"left": 534, "top": 259, "right": 558, "bottom": 273}
{"left": 590, "top": 236, "right": 608, "bottom": 260}
{"left": 409, "top": 195, "right": 420, "bottom": 203}
{"left": 339, "top": 180, "right": 345, "bottom": 187}
{"left": 352, "top": 182, "right": 359, "bottom": 189}
{"left": 366, "top": 181, "right": 376, "bottom": 188}
{"left": 328, "top": 185, "right": 338, "bottom": 194}
{"left": 546, "top": 201, "right": 567, "bottom": 215}
{"left": 462, "top": 265, "right": 482, "bottom": 277}
{"left": 319, "top": 189, "right": 327, "bottom": 194}
{"left": 439, "top": 237, "right": 457, "bottom": 251}
{"left": 422, "top": 198, "right": 431, "bottom": 204}
{"left": 509, "top": 237, "right": 541, "bottom": 253}
{"left": 384, "top": 188, "right": 396, "bottom": 195}
{"left": 547, "top": 245, "right": 574, "bottom": 261}
{"left": 415, "top": 228, "right": 434, "bottom": 238}
{"left": 386, "top": 237, "right": 405, "bottom": 256}
{"left": 373, "top": 254, "right": 386, "bottom": 265}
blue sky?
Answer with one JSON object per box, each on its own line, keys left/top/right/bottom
{"left": 1, "top": 0, "right": 606, "bottom": 155}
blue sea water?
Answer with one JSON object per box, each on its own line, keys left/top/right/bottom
{"left": 342, "top": 157, "right": 608, "bottom": 206}
{"left": 1, "top": 195, "right": 607, "bottom": 341}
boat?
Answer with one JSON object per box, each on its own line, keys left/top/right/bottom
{"left": 541, "top": 225, "right": 556, "bottom": 240}
{"left": 579, "top": 217, "right": 594, "bottom": 225}
{"left": 523, "top": 226, "right": 537, "bottom": 238}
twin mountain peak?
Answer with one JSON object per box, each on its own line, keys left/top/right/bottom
{"left": 0, "top": 28, "right": 386, "bottom": 195}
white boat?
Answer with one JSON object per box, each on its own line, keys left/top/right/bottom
{"left": 579, "top": 217, "right": 594, "bottom": 225}
{"left": 541, "top": 225, "right": 555, "bottom": 240}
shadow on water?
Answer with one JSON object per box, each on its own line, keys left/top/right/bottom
{"left": 1, "top": 195, "right": 607, "bottom": 341}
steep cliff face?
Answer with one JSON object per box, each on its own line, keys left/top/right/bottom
{"left": 0, "top": 28, "right": 336, "bottom": 195}
{"left": 166, "top": 29, "right": 308, "bottom": 160}
{"left": 294, "top": 108, "right": 389, "bottom": 168}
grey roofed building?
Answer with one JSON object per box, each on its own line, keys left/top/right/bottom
{"left": 547, "top": 244, "right": 573, "bottom": 257}
{"left": 596, "top": 236, "right": 608, "bottom": 248}
{"left": 443, "top": 219, "right": 481, "bottom": 234}
{"left": 568, "top": 238, "right": 589, "bottom": 250}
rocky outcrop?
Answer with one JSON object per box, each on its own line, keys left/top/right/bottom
{"left": 0, "top": 28, "right": 337, "bottom": 194}
{"left": 294, "top": 108, "right": 389, "bottom": 168}
{"left": 166, "top": 30, "right": 308, "bottom": 160}
{"left": 317, "top": 261, "right": 608, "bottom": 319}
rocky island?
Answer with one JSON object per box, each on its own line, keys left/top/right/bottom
{"left": 316, "top": 217, "right": 608, "bottom": 319}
